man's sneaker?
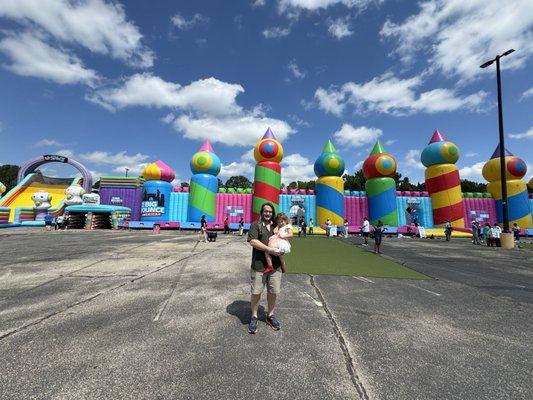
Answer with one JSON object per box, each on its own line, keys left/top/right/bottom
{"left": 266, "top": 315, "right": 281, "bottom": 331}
{"left": 248, "top": 317, "right": 258, "bottom": 334}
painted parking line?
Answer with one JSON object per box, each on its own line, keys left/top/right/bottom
{"left": 405, "top": 284, "right": 442, "bottom": 297}
{"left": 353, "top": 276, "right": 375, "bottom": 284}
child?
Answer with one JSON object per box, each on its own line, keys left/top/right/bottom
{"left": 264, "top": 213, "right": 293, "bottom": 274}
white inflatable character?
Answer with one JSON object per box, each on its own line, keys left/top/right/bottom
{"left": 65, "top": 185, "right": 85, "bottom": 205}
{"left": 32, "top": 192, "right": 52, "bottom": 211}
{"left": 0, "top": 181, "right": 6, "bottom": 196}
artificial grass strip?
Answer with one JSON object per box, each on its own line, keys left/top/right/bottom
{"left": 284, "top": 237, "right": 430, "bottom": 280}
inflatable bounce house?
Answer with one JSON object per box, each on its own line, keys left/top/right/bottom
{"left": 2, "top": 129, "right": 532, "bottom": 235}
{"left": 95, "top": 128, "right": 533, "bottom": 237}
{"left": 0, "top": 154, "right": 131, "bottom": 229}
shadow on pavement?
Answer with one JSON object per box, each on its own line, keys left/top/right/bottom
{"left": 226, "top": 300, "right": 265, "bottom": 324}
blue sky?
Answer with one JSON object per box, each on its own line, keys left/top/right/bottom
{"left": 0, "top": 0, "right": 532, "bottom": 185}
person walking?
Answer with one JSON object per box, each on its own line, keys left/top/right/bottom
{"left": 512, "top": 223, "right": 520, "bottom": 242}
{"left": 247, "top": 203, "right": 284, "bottom": 334}
{"left": 361, "top": 217, "right": 370, "bottom": 245}
{"left": 223, "top": 216, "right": 230, "bottom": 234}
{"left": 483, "top": 223, "right": 492, "bottom": 246}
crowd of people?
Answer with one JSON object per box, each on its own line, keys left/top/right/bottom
{"left": 43, "top": 214, "right": 70, "bottom": 231}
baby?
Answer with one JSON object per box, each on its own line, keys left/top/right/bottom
{"left": 264, "top": 213, "right": 293, "bottom": 274}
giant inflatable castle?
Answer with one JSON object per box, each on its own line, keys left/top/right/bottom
{"left": 1, "top": 128, "right": 532, "bottom": 234}
{"left": 95, "top": 128, "right": 533, "bottom": 235}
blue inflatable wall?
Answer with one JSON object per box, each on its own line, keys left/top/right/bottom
{"left": 140, "top": 180, "right": 172, "bottom": 222}
{"left": 396, "top": 196, "right": 434, "bottom": 227}
{"left": 169, "top": 192, "right": 189, "bottom": 223}
{"left": 279, "top": 194, "right": 316, "bottom": 225}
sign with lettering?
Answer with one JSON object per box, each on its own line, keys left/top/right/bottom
{"left": 110, "top": 196, "right": 123, "bottom": 205}
{"left": 82, "top": 193, "right": 100, "bottom": 205}
{"left": 141, "top": 200, "right": 165, "bottom": 217}
{"left": 43, "top": 154, "right": 68, "bottom": 163}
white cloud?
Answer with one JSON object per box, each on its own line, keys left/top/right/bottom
{"left": 281, "top": 153, "right": 315, "bottom": 183}
{"left": 240, "top": 149, "right": 256, "bottom": 163}
{"left": 465, "top": 151, "right": 479, "bottom": 158}
{"left": 278, "top": 0, "right": 376, "bottom": 13}
{"left": 288, "top": 114, "right": 310, "bottom": 127}
{"left": 262, "top": 26, "right": 290, "bottom": 38}
{"left": 380, "top": 0, "right": 533, "bottom": 82}
{"left": 520, "top": 87, "right": 533, "bottom": 101}
{"left": 327, "top": 17, "right": 353, "bottom": 39}
{"left": 353, "top": 160, "right": 364, "bottom": 171}
{"left": 90, "top": 73, "right": 295, "bottom": 147}
{"left": 171, "top": 13, "right": 209, "bottom": 30}
{"left": 459, "top": 162, "right": 485, "bottom": 181}
{"left": 0, "top": 32, "right": 99, "bottom": 86}
{"left": 88, "top": 74, "right": 244, "bottom": 116}
{"left": 334, "top": 124, "right": 382, "bottom": 149}
{"left": 55, "top": 148, "right": 76, "bottom": 159}
{"left": 385, "top": 139, "right": 397, "bottom": 146}
{"left": 78, "top": 150, "right": 151, "bottom": 176}
{"left": 252, "top": 0, "right": 267, "bottom": 7}
{"left": 173, "top": 114, "right": 294, "bottom": 147}
{"left": 288, "top": 60, "right": 306, "bottom": 79}
{"left": 403, "top": 149, "right": 424, "bottom": 170}
{"left": 509, "top": 126, "right": 533, "bottom": 140}
{"left": 315, "top": 72, "right": 488, "bottom": 116}
{"left": 0, "top": 0, "right": 154, "bottom": 68}
{"left": 220, "top": 161, "right": 254, "bottom": 179}
{"left": 35, "top": 138, "right": 62, "bottom": 147}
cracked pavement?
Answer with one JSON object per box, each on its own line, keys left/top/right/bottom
{"left": 0, "top": 229, "right": 532, "bottom": 399}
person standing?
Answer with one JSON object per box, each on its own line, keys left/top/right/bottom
{"left": 512, "top": 223, "right": 520, "bottom": 242}
{"left": 238, "top": 217, "right": 244, "bottom": 236}
{"left": 308, "top": 218, "right": 314, "bottom": 235}
{"left": 372, "top": 220, "right": 386, "bottom": 254}
{"left": 325, "top": 218, "right": 332, "bottom": 237}
{"left": 300, "top": 218, "right": 307, "bottom": 238}
{"left": 361, "top": 217, "right": 370, "bottom": 245}
{"left": 491, "top": 224, "right": 502, "bottom": 247}
{"left": 343, "top": 219, "right": 349, "bottom": 238}
{"left": 199, "top": 215, "right": 208, "bottom": 243}
{"left": 247, "top": 203, "right": 284, "bottom": 334}
{"left": 471, "top": 220, "right": 480, "bottom": 245}
{"left": 44, "top": 214, "right": 53, "bottom": 231}
{"left": 444, "top": 220, "right": 452, "bottom": 241}
{"left": 483, "top": 223, "right": 492, "bottom": 246}
{"left": 55, "top": 215, "right": 64, "bottom": 231}
{"left": 223, "top": 216, "right": 230, "bottom": 234}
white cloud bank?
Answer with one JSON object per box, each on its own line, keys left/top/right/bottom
{"left": 380, "top": 0, "right": 533, "bottom": 81}
{"left": 314, "top": 72, "right": 488, "bottom": 116}
{"left": 333, "top": 124, "right": 382, "bottom": 149}
{"left": 509, "top": 126, "right": 533, "bottom": 140}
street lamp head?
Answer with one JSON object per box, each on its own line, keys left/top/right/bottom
{"left": 480, "top": 59, "right": 494, "bottom": 69}
{"left": 501, "top": 49, "right": 515, "bottom": 57}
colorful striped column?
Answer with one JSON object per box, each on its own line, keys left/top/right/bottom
{"left": 363, "top": 141, "right": 398, "bottom": 226}
{"left": 188, "top": 141, "right": 221, "bottom": 222}
{"left": 314, "top": 140, "right": 345, "bottom": 225}
{"left": 252, "top": 128, "right": 283, "bottom": 221}
{"left": 482, "top": 145, "right": 532, "bottom": 228}
{"left": 421, "top": 130, "right": 464, "bottom": 227}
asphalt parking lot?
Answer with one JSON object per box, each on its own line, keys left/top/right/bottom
{"left": 0, "top": 229, "right": 532, "bottom": 400}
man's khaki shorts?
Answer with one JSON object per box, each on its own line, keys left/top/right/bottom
{"left": 250, "top": 269, "right": 282, "bottom": 295}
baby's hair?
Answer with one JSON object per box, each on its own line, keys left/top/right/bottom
{"left": 275, "top": 212, "right": 290, "bottom": 224}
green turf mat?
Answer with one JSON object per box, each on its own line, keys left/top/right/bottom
{"left": 284, "top": 237, "right": 430, "bottom": 279}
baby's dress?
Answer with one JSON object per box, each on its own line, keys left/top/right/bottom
{"left": 273, "top": 224, "right": 292, "bottom": 254}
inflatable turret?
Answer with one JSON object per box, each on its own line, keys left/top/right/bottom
{"left": 140, "top": 160, "right": 175, "bottom": 222}
{"left": 314, "top": 140, "right": 345, "bottom": 225}
{"left": 188, "top": 140, "right": 221, "bottom": 222}
{"left": 252, "top": 128, "right": 283, "bottom": 220}
{"left": 421, "top": 130, "right": 464, "bottom": 227}
{"left": 482, "top": 145, "right": 532, "bottom": 228}
{"left": 363, "top": 141, "right": 398, "bottom": 226}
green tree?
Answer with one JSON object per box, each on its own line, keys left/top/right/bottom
{"left": 460, "top": 179, "right": 486, "bottom": 193}
{"left": 180, "top": 181, "right": 190, "bottom": 188}
{"left": 0, "top": 164, "right": 20, "bottom": 192}
{"left": 343, "top": 169, "right": 366, "bottom": 191}
{"left": 225, "top": 175, "right": 252, "bottom": 189}
{"left": 287, "top": 181, "right": 298, "bottom": 190}
{"left": 217, "top": 178, "right": 224, "bottom": 188}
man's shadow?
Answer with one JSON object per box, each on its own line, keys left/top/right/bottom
{"left": 226, "top": 300, "right": 265, "bottom": 324}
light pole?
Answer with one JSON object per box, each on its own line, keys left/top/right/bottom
{"left": 480, "top": 49, "right": 515, "bottom": 233}
{"left": 125, "top": 168, "right": 129, "bottom": 177}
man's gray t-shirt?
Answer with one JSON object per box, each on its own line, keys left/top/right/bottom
{"left": 247, "top": 220, "right": 282, "bottom": 271}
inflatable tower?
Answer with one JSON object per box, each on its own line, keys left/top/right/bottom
{"left": 482, "top": 145, "right": 532, "bottom": 228}
{"left": 252, "top": 128, "right": 283, "bottom": 221}
{"left": 140, "top": 160, "right": 175, "bottom": 222}
{"left": 314, "top": 140, "right": 345, "bottom": 225}
{"left": 421, "top": 130, "right": 464, "bottom": 227}
{"left": 363, "top": 141, "right": 398, "bottom": 226}
{"left": 188, "top": 140, "right": 221, "bottom": 222}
